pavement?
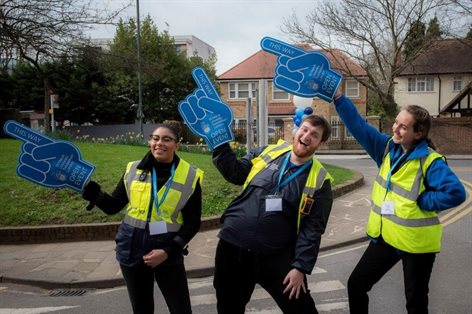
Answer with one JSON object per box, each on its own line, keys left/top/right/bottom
{"left": 0, "top": 153, "right": 469, "bottom": 290}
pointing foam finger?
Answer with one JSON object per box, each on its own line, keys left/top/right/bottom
{"left": 192, "top": 67, "right": 220, "bottom": 101}
{"left": 3, "top": 120, "right": 53, "bottom": 146}
{"left": 260, "top": 37, "right": 305, "bottom": 58}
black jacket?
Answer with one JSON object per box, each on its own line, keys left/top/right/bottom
{"left": 212, "top": 143, "right": 333, "bottom": 274}
{"left": 82, "top": 151, "right": 202, "bottom": 267}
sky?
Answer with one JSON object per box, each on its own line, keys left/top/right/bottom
{"left": 91, "top": 0, "right": 320, "bottom": 75}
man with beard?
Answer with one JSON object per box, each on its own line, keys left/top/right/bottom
{"left": 212, "top": 115, "right": 334, "bottom": 314}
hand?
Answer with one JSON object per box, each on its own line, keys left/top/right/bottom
{"left": 3, "top": 120, "right": 95, "bottom": 192}
{"left": 282, "top": 268, "right": 307, "bottom": 300}
{"left": 260, "top": 37, "right": 342, "bottom": 102}
{"left": 143, "top": 249, "right": 168, "bottom": 268}
{"left": 178, "top": 67, "right": 234, "bottom": 150}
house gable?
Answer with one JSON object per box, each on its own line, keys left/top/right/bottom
{"left": 394, "top": 39, "right": 472, "bottom": 117}
{"left": 217, "top": 45, "right": 368, "bottom": 121}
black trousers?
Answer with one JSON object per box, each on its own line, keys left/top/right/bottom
{"left": 120, "top": 262, "right": 192, "bottom": 314}
{"left": 213, "top": 239, "right": 317, "bottom": 314}
{"left": 347, "top": 239, "right": 436, "bottom": 314}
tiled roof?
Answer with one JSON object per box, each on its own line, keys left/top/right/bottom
{"left": 218, "top": 45, "right": 366, "bottom": 80}
{"left": 218, "top": 50, "right": 277, "bottom": 80}
{"left": 399, "top": 39, "right": 472, "bottom": 75}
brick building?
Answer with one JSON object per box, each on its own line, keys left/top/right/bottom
{"left": 216, "top": 45, "right": 369, "bottom": 148}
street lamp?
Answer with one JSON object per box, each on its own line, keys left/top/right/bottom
{"left": 136, "top": 0, "right": 144, "bottom": 138}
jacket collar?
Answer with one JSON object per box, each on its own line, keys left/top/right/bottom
{"left": 388, "top": 138, "right": 430, "bottom": 162}
{"left": 136, "top": 151, "right": 180, "bottom": 171}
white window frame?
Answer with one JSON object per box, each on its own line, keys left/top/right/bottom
{"left": 407, "top": 76, "right": 434, "bottom": 92}
{"left": 345, "top": 126, "right": 354, "bottom": 140}
{"left": 272, "top": 83, "right": 289, "bottom": 100}
{"left": 345, "top": 80, "right": 359, "bottom": 98}
{"left": 228, "top": 82, "right": 258, "bottom": 99}
{"left": 453, "top": 76, "right": 462, "bottom": 92}
{"left": 330, "top": 116, "right": 340, "bottom": 140}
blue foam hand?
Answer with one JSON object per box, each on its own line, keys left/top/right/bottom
{"left": 179, "top": 67, "right": 234, "bottom": 150}
{"left": 260, "top": 37, "right": 342, "bottom": 102}
{"left": 3, "top": 121, "right": 95, "bottom": 192}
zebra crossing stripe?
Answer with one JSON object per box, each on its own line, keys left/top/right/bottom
{"left": 189, "top": 280, "right": 345, "bottom": 306}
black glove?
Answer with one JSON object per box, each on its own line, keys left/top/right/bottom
{"left": 82, "top": 181, "right": 102, "bottom": 211}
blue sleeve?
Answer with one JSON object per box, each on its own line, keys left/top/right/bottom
{"left": 333, "top": 95, "right": 390, "bottom": 167}
{"left": 418, "top": 158, "right": 466, "bottom": 211}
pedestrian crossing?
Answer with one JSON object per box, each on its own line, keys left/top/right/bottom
{"left": 187, "top": 266, "right": 349, "bottom": 313}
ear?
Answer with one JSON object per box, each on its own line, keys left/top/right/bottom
{"left": 414, "top": 131, "right": 424, "bottom": 141}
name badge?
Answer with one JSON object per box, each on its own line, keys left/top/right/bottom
{"left": 149, "top": 221, "right": 168, "bottom": 235}
{"left": 265, "top": 195, "right": 282, "bottom": 212}
{"left": 381, "top": 201, "right": 395, "bottom": 215}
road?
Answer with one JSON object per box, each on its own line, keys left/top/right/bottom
{"left": 0, "top": 158, "right": 470, "bottom": 313}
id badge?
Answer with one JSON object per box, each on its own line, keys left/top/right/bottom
{"left": 149, "top": 221, "right": 168, "bottom": 235}
{"left": 381, "top": 201, "right": 395, "bottom": 215}
{"left": 265, "top": 195, "right": 282, "bottom": 212}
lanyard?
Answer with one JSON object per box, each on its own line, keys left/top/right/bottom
{"left": 276, "top": 153, "right": 312, "bottom": 192}
{"left": 152, "top": 163, "right": 175, "bottom": 214}
{"left": 386, "top": 149, "right": 406, "bottom": 192}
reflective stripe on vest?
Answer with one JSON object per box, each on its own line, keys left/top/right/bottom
{"left": 367, "top": 141, "right": 443, "bottom": 253}
{"left": 258, "top": 141, "right": 291, "bottom": 163}
{"left": 123, "top": 159, "right": 203, "bottom": 230}
{"left": 122, "top": 215, "right": 181, "bottom": 231}
{"left": 243, "top": 140, "right": 332, "bottom": 231}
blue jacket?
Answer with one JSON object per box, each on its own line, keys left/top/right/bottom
{"left": 333, "top": 94, "right": 465, "bottom": 212}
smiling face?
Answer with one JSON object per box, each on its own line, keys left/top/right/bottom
{"left": 392, "top": 109, "right": 423, "bottom": 151}
{"left": 149, "top": 126, "right": 179, "bottom": 163}
{"left": 292, "top": 121, "right": 325, "bottom": 162}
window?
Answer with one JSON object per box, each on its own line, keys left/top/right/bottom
{"left": 345, "top": 80, "right": 359, "bottom": 98}
{"left": 229, "top": 82, "right": 258, "bottom": 99}
{"left": 330, "top": 116, "right": 340, "bottom": 139}
{"left": 453, "top": 76, "right": 462, "bottom": 92}
{"left": 345, "top": 127, "right": 354, "bottom": 140}
{"left": 407, "top": 77, "right": 434, "bottom": 92}
{"left": 272, "top": 83, "right": 289, "bottom": 100}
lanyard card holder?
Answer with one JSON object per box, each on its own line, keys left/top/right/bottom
{"left": 300, "top": 196, "right": 314, "bottom": 216}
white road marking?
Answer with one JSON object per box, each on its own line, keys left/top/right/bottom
{"left": 0, "top": 306, "right": 79, "bottom": 314}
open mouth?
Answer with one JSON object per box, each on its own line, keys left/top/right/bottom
{"left": 299, "top": 140, "right": 308, "bottom": 147}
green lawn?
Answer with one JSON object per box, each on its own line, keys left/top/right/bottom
{"left": 0, "top": 139, "right": 353, "bottom": 226}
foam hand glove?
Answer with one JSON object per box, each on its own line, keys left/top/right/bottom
{"left": 178, "top": 67, "right": 234, "bottom": 150}
{"left": 261, "top": 37, "right": 342, "bottom": 102}
{"left": 3, "top": 120, "right": 95, "bottom": 192}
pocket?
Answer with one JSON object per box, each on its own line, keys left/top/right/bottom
{"left": 115, "top": 223, "right": 135, "bottom": 261}
{"left": 129, "top": 180, "right": 144, "bottom": 203}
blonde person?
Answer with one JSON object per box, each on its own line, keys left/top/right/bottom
{"left": 82, "top": 124, "right": 203, "bottom": 314}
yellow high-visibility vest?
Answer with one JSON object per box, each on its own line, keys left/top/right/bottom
{"left": 243, "top": 140, "right": 332, "bottom": 229}
{"left": 368, "top": 142, "right": 443, "bottom": 253}
{"left": 122, "top": 159, "right": 203, "bottom": 232}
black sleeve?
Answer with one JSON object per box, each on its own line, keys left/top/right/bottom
{"left": 163, "top": 179, "right": 202, "bottom": 257}
{"left": 82, "top": 174, "right": 129, "bottom": 215}
{"left": 212, "top": 143, "right": 264, "bottom": 185}
{"left": 291, "top": 179, "right": 333, "bottom": 274}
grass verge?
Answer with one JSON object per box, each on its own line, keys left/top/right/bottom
{"left": 0, "top": 139, "right": 353, "bottom": 226}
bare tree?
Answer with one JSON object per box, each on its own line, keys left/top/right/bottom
{"left": 0, "top": 0, "right": 129, "bottom": 131}
{"left": 282, "top": 0, "right": 471, "bottom": 117}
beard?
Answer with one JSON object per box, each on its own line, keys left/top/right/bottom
{"left": 293, "top": 141, "right": 317, "bottom": 159}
